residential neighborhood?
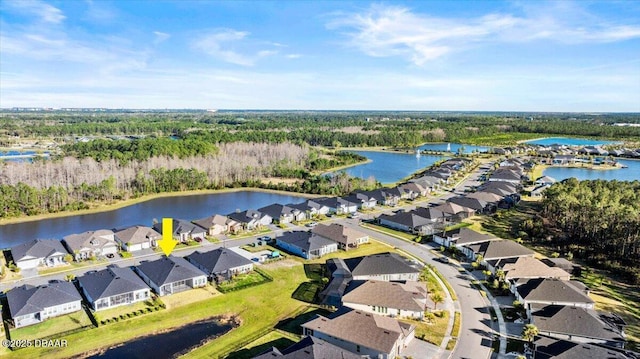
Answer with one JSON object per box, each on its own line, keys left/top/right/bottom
{"left": 0, "top": 153, "right": 636, "bottom": 359}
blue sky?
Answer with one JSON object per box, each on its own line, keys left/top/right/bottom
{"left": 1, "top": 0, "right": 639, "bottom": 111}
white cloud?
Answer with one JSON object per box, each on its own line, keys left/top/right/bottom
{"left": 153, "top": 31, "right": 171, "bottom": 44}
{"left": 191, "top": 29, "right": 256, "bottom": 66}
{"left": 286, "top": 54, "right": 302, "bottom": 59}
{"left": 327, "top": 4, "right": 640, "bottom": 65}
{"left": 4, "top": 0, "right": 66, "bottom": 24}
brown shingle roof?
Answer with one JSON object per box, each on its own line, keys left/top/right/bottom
{"left": 311, "top": 223, "right": 368, "bottom": 246}
{"left": 342, "top": 280, "right": 427, "bottom": 312}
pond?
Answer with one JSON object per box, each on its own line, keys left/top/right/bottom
{"left": 89, "top": 317, "right": 236, "bottom": 359}
{"left": 524, "top": 137, "right": 620, "bottom": 146}
{"left": 544, "top": 159, "right": 640, "bottom": 181}
{"left": 0, "top": 191, "right": 306, "bottom": 248}
{"left": 335, "top": 150, "right": 445, "bottom": 184}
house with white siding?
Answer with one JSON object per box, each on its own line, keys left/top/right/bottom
{"left": 276, "top": 231, "right": 338, "bottom": 260}
{"left": 342, "top": 280, "right": 428, "bottom": 319}
{"left": 6, "top": 281, "right": 83, "bottom": 328}
{"left": 134, "top": 256, "right": 207, "bottom": 296}
{"left": 78, "top": 266, "right": 150, "bottom": 311}
{"left": 10, "top": 239, "right": 69, "bottom": 270}
{"left": 62, "top": 229, "right": 118, "bottom": 261}
{"left": 114, "top": 225, "right": 161, "bottom": 252}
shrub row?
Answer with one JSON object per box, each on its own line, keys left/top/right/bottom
{"left": 98, "top": 305, "right": 165, "bottom": 326}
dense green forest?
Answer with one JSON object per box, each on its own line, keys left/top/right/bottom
{"left": 0, "top": 142, "right": 373, "bottom": 218}
{"left": 2, "top": 111, "right": 639, "bottom": 150}
{"left": 533, "top": 179, "right": 640, "bottom": 284}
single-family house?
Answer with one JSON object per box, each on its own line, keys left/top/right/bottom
{"left": 62, "top": 229, "right": 118, "bottom": 261}
{"left": 540, "top": 258, "right": 582, "bottom": 276}
{"left": 488, "top": 168, "right": 522, "bottom": 184}
{"left": 488, "top": 256, "right": 571, "bottom": 283}
{"left": 447, "top": 196, "right": 494, "bottom": 214}
{"left": 311, "top": 223, "right": 369, "bottom": 251}
{"left": 530, "top": 304, "right": 626, "bottom": 348}
{"left": 531, "top": 184, "right": 550, "bottom": 197}
{"left": 431, "top": 202, "right": 476, "bottom": 221}
{"left": 10, "top": 239, "right": 69, "bottom": 270}
{"left": 466, "top": 191, "right": 504, "bottom": 204}
{"left": 276, "top": 231, "right": 338, "bottom": 260}
{"left": 227, "top": 210, "right": 272, "bottom": 231}
{"left": 78, "top": 266, "right": 151, "bottom": 311}
{"left": 553, "top": 155, "right": 577, "bottom": 165}
{"left": 185, "top": 248, "right": 254, "bottom": 282}
{"left": 343, "top": 192, "right": 378, "bottom": 209}
{"left": 295, "top": 199, "right": 331, "bottom": 217}
{"left": 535, "top": 176, "right": 557, "bottom": 186}
{"left": 253, "top": 336, "right": 361, "bottom": 359}
{"left": 258, "top": 203, "right": 305, "bottom": 224}
{"left": 114, "top": 225, "right": 161, "bottom": 252}
{"left": 312, "top": 197, "right": 358, "bottom": 215}
{"left": 361, "top": 189, "right": 401, "bottom": 207}
{"left": 342, "top": 252, "right": 420, "bottom": 281}
{"left": 515, "top": 278, "right": 595, "bottom": 311}
{"left": 533, "top": 337, "right": 630, "bottom": 359}
{"left": 378, "top": 211, "right": 437, "bottom": 235}
{"left": 433, "top": 228, "right": 500, "bottom": 249}
{"left": 153, "top": 219, "right": 207, "bottom": 242}
{"left": 301, "top": 308, "right": 415, "bottom": 359}
{"left": 135, "top": 256, "right": 207, "bottom": 296}
{"left": 462, "top": 239, "right": 534, "bottom": 262}
{"left": 398, "top": 182, "right": 429, "bottom": 198}
{"left": 6, "top": 281, "right": 83, "bottom": 328}
{"left": 192, "top": 214, "right": 229, "bottom": 236}
{"left": 341, "top": 280, "right": 428, "bottom": 319}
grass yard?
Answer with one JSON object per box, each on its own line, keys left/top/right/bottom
{"left": 227, "top": 331, "right": 297, "bottom": 359}
{"left": 579, "top": 272, "right": 640, "bottom": 351}
{"left": 275, "top": 307, "right": 333, "bottom": 336}
{"left": 93, "top": 300, "right": 160, "bottom": 324}
{"left": 161, "top": 286, "right": 220, "bottom": 309}
{"left": 6, "top": 264, "right": 309, "bottom": 359}
{"left": 9, "top": 310, "right": 93, "bottom": 341}
{"left": 360, "top": 223, "right": 418, "bottom": 241}
{"left": 402, "top": 311, "right": 449, "bottom": 346}
{"left": 218, "top": 271, "right": 271, "bottom": 292}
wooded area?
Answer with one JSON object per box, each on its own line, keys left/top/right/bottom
{"left": 539, "top": 179, "right": 640, "bottom": 284}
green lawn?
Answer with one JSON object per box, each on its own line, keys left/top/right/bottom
{"left": 451, "top": 311, "right": 461, "bottom": 337}
{"left": 218, "top": 271, "right": 270, "bottom": 292}
{"left": 227, "top": 331, "right": 297, "bottom": 359}
{"left": 402, "top": 310, "right": 449, "bottom": 346}
{"left": 6, "top": 264, "right": 308, "bottom": 359}
{"left": 93, "top": 300, "right": 161, "bottom": 323}
{"left": 9, "top": 310, "right": 93, "bottom": 341}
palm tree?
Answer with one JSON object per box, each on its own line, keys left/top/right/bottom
{"left": 430, "top": 292, "right": 445, "bottom": 311}
{"left": 521, "top": 324, "right": 539, "bottom": 342}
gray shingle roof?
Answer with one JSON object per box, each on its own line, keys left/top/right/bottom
{"left": 153, "top": 219, "right": 205, "bottom": 236}
{"left": 277, "top": 231, "right": 336, "bottom": 253}
{"left": 301, "top": 309, "right": 414, "bottom": 354}
{"left": 343, "top": 252, "right": 420, "bottom": 277}
{"left": 444, "top": 228, "right": 499, "bottom": 245}
{"left": 7, "top": 281, "right": 82, "bottom": 317}
{"left": 467, "top": 240, "right": 534, "bottom": 260}
{"left": 531, "top": 305, "right": 625, "bottom": 342}
{"left": 516, "top": 278, "right": 594, "bottom": 305}
{"left": 311, "top": 223, "right": 368, "bottom": 246}
{"left": 533, "top": 337, "right": 630, "bottom": 359}
{"left": 185, "top": 248, "right": 252, "bottom": 275}
{"left": 136, "top": 256, "right": 206, "bottom": 286}
{"left": 78, "top": 266, "right": 149, "bottom": 301}
{"left": 11, "top": 239, "right": 68, "bottom": 262}
{"left": 253, "top": 336, "right": 361, "bottom": 359}
{"left": 378, "top": 212, "right": 434, "bottom": 228}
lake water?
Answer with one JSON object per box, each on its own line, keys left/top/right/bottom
{"left": 419, "top": 143, "right": 488, "bottom": 153}
{"left": 544, "top": 159, "right": 640, "bottom": 181}
{"left": 90, "top": 318, "right": 234, "bottom": 359}
{"left": 524, "top": 137, "right": 620, "bottom": 146}
{"left": 0, "top": 191, "right": 306, "bottom": 248}
{"left": 337, "top": 150, "right": 444, "bottom": 184}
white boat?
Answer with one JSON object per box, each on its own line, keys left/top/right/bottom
{"left": 447, "top": 143, "right": 451, "bottom": 151}
{"left": 416, "top": 149, "right": 421, "bottom": 158}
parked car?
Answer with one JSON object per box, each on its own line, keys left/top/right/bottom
{"left": 106, "top": 253, "right": 115, "bottom": 259}
{"left": 194, "top": 237, "right": 203, "bottom": 243}
{"left": 258, "top": 236, "right": 271, "bottom": 242}
{"left": 437, "top": 256, "right": 450, "bottom": 264}
{"left": 348, "top": 212, "right": 360, "bottom": 219}
{"left": 306, "top": 222, "right": 318, "bottom": 228}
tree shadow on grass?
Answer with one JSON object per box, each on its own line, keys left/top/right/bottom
{"left": 227, "top": 337, "right": 297, "bottom": 359}
{"left": 275, "top": 308, "right": 333, "bottom": 336}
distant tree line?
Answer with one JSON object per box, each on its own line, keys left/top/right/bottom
{"left": 537, "top": 179, "right": 640, "bottom": 284}
{"left": 0, "top": 142, "right": 375, "bottom": 218}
